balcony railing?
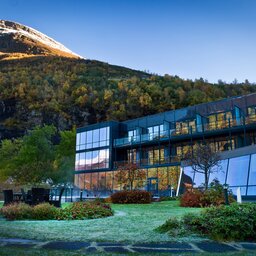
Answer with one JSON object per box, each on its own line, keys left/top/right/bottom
{"left": 114, "top": 115, "right": 256, "bottom": 147}
{"left": 114, "top": 156, "right": 182, "bottom": 168}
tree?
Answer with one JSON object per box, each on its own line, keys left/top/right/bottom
{"left": 184, "top": 143, "right": 221, "bottom": 190}
{"left": 115, "top": 163, "right": 146, "bottom": 191}
{"left": 53, "top": 128, "right": 76, "bottom": 184}
{"left": 0, "top": 138, "right": 22, "bottom": 182}
{"left": 12, "top": 125, "right": 57, "bottom": 184}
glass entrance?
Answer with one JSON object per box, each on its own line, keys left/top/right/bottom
{"left": 147, "top": 177, "right": 158, "bottom": 196}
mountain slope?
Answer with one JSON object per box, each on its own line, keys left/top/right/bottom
{"left": 0, "top": 20, "right": 255, "bottom": 140}
{"left": 0, "top": 20, "right": 82, "bottom": 60}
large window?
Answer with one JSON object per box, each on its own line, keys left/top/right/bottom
{"left": 75, "top": 149, "right": 109, "bottom": 171}
{"left": 226, "top": 155, "right": 250, "bottom": 186}
{"left": 76, "top": 127, "right": 110, "bottom": 150}
{"left": 248, "top": 154, "right": 256, "bottom": 186}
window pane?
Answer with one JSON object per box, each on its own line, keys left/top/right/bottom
{"left": 86, "top": 130, "right": 93, "bottom": 149}
{"left": 79, "top": 152, "right": 86, "bottom": 170}
{"left": 91, "top": 150, "right": 99, "bottom": 169}
{"left": 249, "top": 154, "right": 256, "bottom": 185}
{"left": 75, "top": 153, "right": 80, "bottom": 171}
{"left": 106, "top": 171, "right": 113, "bottom": 191}
{"left": 247, "top": 186, "right": 256, "bottom": 195}
{"left": 91, "top": 172, "right": 99, "bottom": 191}
{"left": 193, "top": 172, "right": 205, "bottom": 188}
{"left": 209, "top": 159, "right": 228, "bottom": 184}
{"left": 181, "top": 166, "right": 194, "bottom": 191}
{"left": 80, "top": 132, "right": 86, "bottom": 150}
{"left": 85, "top": 151, "right": 92, "bottom": 170}
{"left": 93, "top": 129, "right": 100, "bottom": 148}
{"left": 229, "top": 186, "right": 246, "bottom": 196}
{"left": 98, "top": 172, "right": 106, "bottom": 191}
{"left": 226, "top": 155, "right": 250, "bottom": 186}
{"left": 76, "top": 133, "right": 80, "bottom": 150}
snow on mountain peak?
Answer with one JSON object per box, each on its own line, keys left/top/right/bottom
{"left": 0, "top": 20, "right": 84, "bottom": 59}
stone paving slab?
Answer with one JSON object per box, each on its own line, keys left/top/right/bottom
{"left": 1, "top": 237, "right": 256, "bottom": 254}
{"left": 42, "top": 241, "right": 90, "bottom": 250}
{"left": 195, "top": 242, "right": 238, "bottom": 252}
{"left": 133, "top": 242, "right": 192, "bottom": 249}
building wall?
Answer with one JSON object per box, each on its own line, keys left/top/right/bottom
{"left": 74, "top": 93, "right": 256, "bottom": 196}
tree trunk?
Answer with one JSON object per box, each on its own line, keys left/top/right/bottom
{"left": 204, "top": 170, "right": 209, "bottom": 190}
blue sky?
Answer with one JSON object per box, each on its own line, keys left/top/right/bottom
{"left": 1, "top": 0, "right": 256, "bottom": 83}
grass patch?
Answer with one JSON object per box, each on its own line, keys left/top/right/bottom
{"left": 0, "top": 201, "right": 202, "bottom": 243}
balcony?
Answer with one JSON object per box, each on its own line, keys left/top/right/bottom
{"left": 113, "top": 115, "right": 256, "bottom": 147}
{"left": 114, "top": 156, "right": 182, "bottom": 168}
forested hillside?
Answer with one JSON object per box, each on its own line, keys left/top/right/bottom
{"left": 0, "top": 56, "right": 255, "bottom": 139}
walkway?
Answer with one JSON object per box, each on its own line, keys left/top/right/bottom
{"left": 1, "top": 237, "right": 256, "bottom": 254}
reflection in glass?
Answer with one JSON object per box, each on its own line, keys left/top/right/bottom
{"left": 247, "top": 186, "right": 256, "bottom": 195}
{"left": 209, "top": 159, "right": 228, "bottom": 184}
{"left": 75, "top": 149, "right": 109, "bottom": 171}
{"left": 91, "top": 172, "right": 99, "bottom": 191}
{"left": 158, "top": 167, "right": 168, "bottom": 190}
{"left": 226, "top": 155, "right": 250, "bottom": 186}
{"left": 229, "top": 186, "right": 246, "bottom": 196}
{"left": 98, "top": 172, "right": 106, "bottom": 190}
{"left": 106, "top": 171, "right": 113, "bottom": 191}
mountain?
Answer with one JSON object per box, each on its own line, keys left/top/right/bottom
{"left": 0, "top": 20, "right": 82, "bottom": 60}
{"left": 0, "top": 20, "right": 255, "bottom": 140}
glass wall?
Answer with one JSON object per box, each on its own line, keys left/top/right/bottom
{"left": 179, "top": 153, "right": 256, "bottom": 196}
{"left": 75, "top": 149, "right": 109, "bottom": 171}
{"left": 76, "top": 127, "right": 110, "bottom": 150}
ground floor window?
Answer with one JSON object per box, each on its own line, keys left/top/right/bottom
{"left": 74, "top": 166, "right": 181, "bottom": 197}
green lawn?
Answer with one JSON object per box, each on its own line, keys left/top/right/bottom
{"left": 0, "top": 201, "right": 203, "bottom": 243}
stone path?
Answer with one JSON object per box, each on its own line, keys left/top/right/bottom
{"left": 0, "top": 237, "right": 256, "bottom": 254}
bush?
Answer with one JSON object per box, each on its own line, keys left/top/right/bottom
{"left": 157, "top": 203, "right": 256, "bottom": 241}
{"left": 111, "top": 190, "right": 152, "bottom": 204}
{"left": 0, "top": 201, "right": 113, "bottom": 221}
{"left": 32, "top": 203, "right": 57, "bottom": 220}
{"left": 180, "top": 190, "right": 203, "bottom": 207}
{"left": 180, "top": 181, "right": 235, "bottom": 207}
{"left": 56, "top": 201, "right": 114, "bottom": 220}
{"left": 0, "top": 203, "right": 32, "bottom": 220}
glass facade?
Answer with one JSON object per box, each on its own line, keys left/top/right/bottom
{"left": 76, "top": 127, "right": 110, "bottom": 150}
{"left": 75, "top": 149, "right": 109, "bottom": 171}
{"left": 75, "top": 93, "right": 256, "bottom": 196}
{"left": 74, "top": 166, "right": 181, "bottom": 196}
{"left": 180, "top": 153, "right": 256, "bottom": 196}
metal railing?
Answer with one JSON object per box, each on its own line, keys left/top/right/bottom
{"left": 114, "top": 115, "right": 256, "bottom": 147}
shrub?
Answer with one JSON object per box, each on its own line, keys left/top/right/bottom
{"left": 0, "top": 201, "right": 113, "bottom": 221}
{"left": 111, "top": 190, "right": 152, "bottom": 204}
{"left": 32, "top": 203, "right": 58, "bottom": 220}
{"left": 56, "top": 201, "right": 114, "bottom": 220}
{"left": 180, "top": 189, "right": 203, "bottom": 207}
{"left": 0, "top": 203, "right": 32, "bottom": 220}
{"left": 157, "top": 203, "right": 256, "bottom": 241}
{"left": 180, "top": 181, "right": 235, "bottom": 207}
